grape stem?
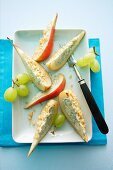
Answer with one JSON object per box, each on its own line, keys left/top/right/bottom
{"left": 12, "top": 80, "right": 19, "bottom": 87}
{"left": 93, "top": 47, "right": 99, "bottom": 56}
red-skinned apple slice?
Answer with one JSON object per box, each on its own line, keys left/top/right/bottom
{"left": 32, "top": 14, "right": 58, "bottom": 62}
{"left": 25, "top": 74, "right": 66, "bottom": 109}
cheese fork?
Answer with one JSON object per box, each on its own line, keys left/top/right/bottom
{"left": 68, "top": 55, "right": 109, "bottom": 134}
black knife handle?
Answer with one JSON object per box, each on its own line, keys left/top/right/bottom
{"left": 79, "top": 79, "right": 109, "bottom": 134}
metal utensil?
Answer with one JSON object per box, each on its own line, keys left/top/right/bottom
{"left": 68, "top": 55, "right": 109, "bottom": 134}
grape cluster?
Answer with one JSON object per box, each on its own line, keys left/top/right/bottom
{"left": 77, "top": 48, "right": 100, "bottom": 73}
{"left": 4, "top": 73, "right": 30, "bottom": 102}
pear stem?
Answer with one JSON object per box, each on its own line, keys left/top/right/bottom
{"left": 7, "top": 37, "right": 13, "bottom": 45}
{"left": 7, "top": 37, "right": 16, "bottom": 48}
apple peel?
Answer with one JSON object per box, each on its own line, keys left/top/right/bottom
{"left": 25, "top": 74, "right": 66, "bottom": 109}
{"left": 32, "top": 14, "right": 58, "bottom": 62}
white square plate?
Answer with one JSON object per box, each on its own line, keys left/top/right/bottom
{"left": 12, "top": 29, "right": 92, "bottom": 143}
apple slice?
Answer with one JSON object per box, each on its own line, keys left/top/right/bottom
{"left": 25, "top": 74, "right": 66, "bottom": 109}
{"left": 32, "top": 14, "right": 58, "bottom": 62}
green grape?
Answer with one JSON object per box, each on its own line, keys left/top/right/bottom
{"left": 17, "top": 85, "right": 29, "bottom": 97}
{"left": 90, "top": 59, "right": 100, "bottom": 73}
{"left": 54, "top": 114, "right": 65, "bottom": 128}
{"left": 84, "top": 53, "right": 95, "bottom": 63}
{"left": 16, "top": 73, "right": 30, "bottom": 85}
{"left": 4, "top": 87, "right": 17, "bottom": 102}
{"left": 77, "top": 54, "right": 95, "bottom": 67}
{"left": 77, "top": 58, "right": 88, "bottom": 67}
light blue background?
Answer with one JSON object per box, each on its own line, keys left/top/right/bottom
{"left": 0, "top": 0, "right": 113, "bottom": 170}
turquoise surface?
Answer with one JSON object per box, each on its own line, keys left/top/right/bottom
{"left": 0, "top": 39, "right": 106, "bottom": 146}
